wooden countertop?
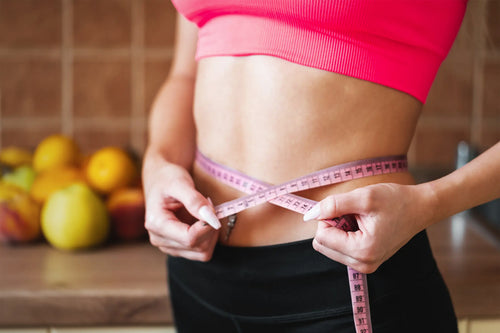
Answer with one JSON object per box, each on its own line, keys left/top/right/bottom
{"left": 0, "top": 214, "right": 499, "bottom": 327}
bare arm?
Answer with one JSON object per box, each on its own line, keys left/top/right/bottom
{"left": 309, "top": 141, "right": 500, "bottom": 273}
{"left": 142, "top": 14, "right": 221, "bottom": 261}
{"left": 144, "top": 14, "right": 198, "bottom": 172}
{"left": 426, "top": 141, "right": 500, "bottom": 225}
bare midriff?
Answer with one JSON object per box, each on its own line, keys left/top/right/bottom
{"left": 191, "top": 55, "right": 422, "bottom": 246}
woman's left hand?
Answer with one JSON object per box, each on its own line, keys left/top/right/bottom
{"left": 306, "top": 182, "right": 437, "bottom": 274}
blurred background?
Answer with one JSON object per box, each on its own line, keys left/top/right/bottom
{"left": 0, "top": 1, "right": 499, "bottom": 333}
{"left": 0, "top": 0, "right": 498, "bottom": 171}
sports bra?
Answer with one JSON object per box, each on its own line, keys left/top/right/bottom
{"left": 171, "top": 0, "right": 468, "bottom": 103}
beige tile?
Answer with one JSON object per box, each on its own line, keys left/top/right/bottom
{"left": 73, "top": 59, "right": 131, "bottom": 117}
{"left": 0, "top": 59, "right": 61, "bottom": 117}
{"left": 486, "top": 0, "right": 500, "bottom": 49}
{"left": 144, "top": 0, "right": 177, "bottom": 48}
{"left": 483, "top": 59, "right": 500, "bottom": 117}
{"left": 73, "top": 0, "right": 132, "bottom": 48}
{"left": 1, "top": 124, "right": 62, "bottom": 150}
{"left": 144, "top": 59, "right": 171, "bottom": 112}
{"left": 414, "top": 126, "right": 470, "bottom": 169}
{"left": 73, "top": 126, "right": 131, "bottom": 153}
{"left": 0, "top": 0, "right": 62, "bottom": 48}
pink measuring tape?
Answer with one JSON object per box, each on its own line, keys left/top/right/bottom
{"left": 195, "top": 150, "right": 408, "bottom": 333}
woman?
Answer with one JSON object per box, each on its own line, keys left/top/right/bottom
{"left": 143, "top": 1, "right": 499, "bottom": 332}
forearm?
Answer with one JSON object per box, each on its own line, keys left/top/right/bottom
{"left": 142, "top": 74, "right": 197, "bottom": 192}
{"left": 145, "top": 74, "right": 196, "bottom": 168}
{"left": 424, "top": 141, "right": 500, "bottom": 226}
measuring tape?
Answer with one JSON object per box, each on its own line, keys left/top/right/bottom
{"left": 196, "top": 150, "right": 408, "bottom": 333}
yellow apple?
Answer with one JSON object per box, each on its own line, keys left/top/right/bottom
{"left": 41, "top": 183, "right": 110, "bottom": 250}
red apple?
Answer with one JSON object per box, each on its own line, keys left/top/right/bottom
{"left": 106, "top": 187, "right": 146, "bottom": 241}
{"left": 0, "top": 182, "right": 41, "bottom": 244}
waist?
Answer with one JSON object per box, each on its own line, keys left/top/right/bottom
{"left": 193, "top": 56, "right": 422, "bottom": 182}
{"left": 192, "top": 149, "right": 415, "bottom": 246}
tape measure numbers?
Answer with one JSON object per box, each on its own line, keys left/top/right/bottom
{"left": 196, "top": 150, "right": 408, "bottom": 333}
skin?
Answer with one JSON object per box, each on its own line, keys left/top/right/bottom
{"left": 143, "top": 14, "right": 500, "bottom": 273}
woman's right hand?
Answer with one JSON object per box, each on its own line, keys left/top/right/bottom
{"left": 143, "top": 156, "right": 221, "bottom": 262}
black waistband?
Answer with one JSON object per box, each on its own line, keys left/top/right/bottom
{"left": 168, "top": 230, "right": 439, "bottom": 319}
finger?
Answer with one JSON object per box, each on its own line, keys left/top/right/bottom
{"left": 151, "top": 224, "right": 218, "bottom": 254}
{"left": 159, "top": 245, "right": 215, "bottom": 262}
{"left": 303, "top": 189, "right": 368, "bottom": 222}
{"left": 187, "top": 220, "right": 220, "bottom": 247}
{"left": 166, "top": 179, "right": 221, "bottom": 230}
{"left": 315, "top": 220, "right": 353, "bottom": 255}
{"left": 147, "top": 213, "right": 216, "bottom": 249}
{"left": 314, "top": 221, "right": 380, "bottom": 273}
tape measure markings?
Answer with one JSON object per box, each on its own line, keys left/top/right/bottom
{"left": 196, "top": 151, "right": 407, "bottom": 220}
{"left": 195, "top": 151, "right": 407, "bottom": 333}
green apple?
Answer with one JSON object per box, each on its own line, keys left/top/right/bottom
{"left": 2, "top": 165, "right": 36, "bottom": 192}
{"left": 41, "top": 183, "right": 110, "bottom": 250}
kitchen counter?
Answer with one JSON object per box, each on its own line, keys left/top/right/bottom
{"left": 0, "top": 214, "right": 499, "bottom": 327}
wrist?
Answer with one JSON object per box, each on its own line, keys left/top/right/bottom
{"left": 414, "top": 182, "right": 442, "bottom": 229}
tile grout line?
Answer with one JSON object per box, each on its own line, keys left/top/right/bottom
{"left": 0, "top": 47, "right": 172, "bottom": 58}
{"left": 131, "top": 0, "right": 146, "bottom": 153}
{"left": 2, "top": 116, "right": 132, "bottom": 128}
{"left": 61, "top": 0, "right": 74, "bottom": 136}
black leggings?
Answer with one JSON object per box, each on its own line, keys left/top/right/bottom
{"left": 167, "top": 230, "right": 457, "bottom": 333}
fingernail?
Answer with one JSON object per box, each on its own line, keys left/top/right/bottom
{"left": 198, "top": 206, "right": 221, "bottom": 229}
{"left": 303, "top": 203, "right": 321, "bottom": 221}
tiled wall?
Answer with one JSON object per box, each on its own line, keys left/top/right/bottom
{"left": 0, "top": 0, "right": 499, "bottom": 171}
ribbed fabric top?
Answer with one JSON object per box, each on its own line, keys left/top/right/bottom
{"left": 171, "top": 0, "right": 467, "bottom": 103}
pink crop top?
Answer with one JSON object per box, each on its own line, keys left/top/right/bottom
{"left": 171, "top": 0, "right": 467, "bottom": 103}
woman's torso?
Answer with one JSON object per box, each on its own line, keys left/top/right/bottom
{"left": 192, "top": 55, "right": 422, "bottom": 246}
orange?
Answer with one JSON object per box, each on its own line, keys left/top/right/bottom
{"left": 85, "top": 147, "right": 138, "bottom": 194}
{"left": 30, "top": 166, "right": 86, "bottom": 203}
{"left": 33, "top": 134, "right": 80, "bottom": 173}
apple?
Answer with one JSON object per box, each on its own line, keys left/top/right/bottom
{"left": 0, "top": 182, "right": 41, "bottom": 244}
{"left": 2, "top": 165, "right": 36, "bottom": 192}
{"left": 41, "top": 183, "right": 110, "bottom": 251}
{"left": 106, "top": 187, "right": 146, "bottom": 241}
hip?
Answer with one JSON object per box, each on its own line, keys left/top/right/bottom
{"left": 168, "top": 230, "right": 457, "bottom": 332}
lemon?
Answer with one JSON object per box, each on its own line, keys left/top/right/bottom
{"left": 0, "top": 147, "right": 33, "bottom": 168}
{"left": 30, "top": 167, "right": 86, "bottom": 203}
{"left": 41, "top": 183, "right": 109, "bottom": 250}
{"left": 33, "top": 134, "right": 80, "bottom": 173}
{"left": 85, "top": 147, "right": 138, "bottom": 194}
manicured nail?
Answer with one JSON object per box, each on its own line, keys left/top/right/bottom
{"left": 303, "top": 203, "right": 321, "bottom": 221}
{"left": 198, "top": 206, "right": 221, "bottom": 229}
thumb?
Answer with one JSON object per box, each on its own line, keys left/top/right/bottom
{"left": 303, "top": 189, "right": 365, "bottom": 222}
{"left": 166, "top": 179, "right": 221, "bottom": 230}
